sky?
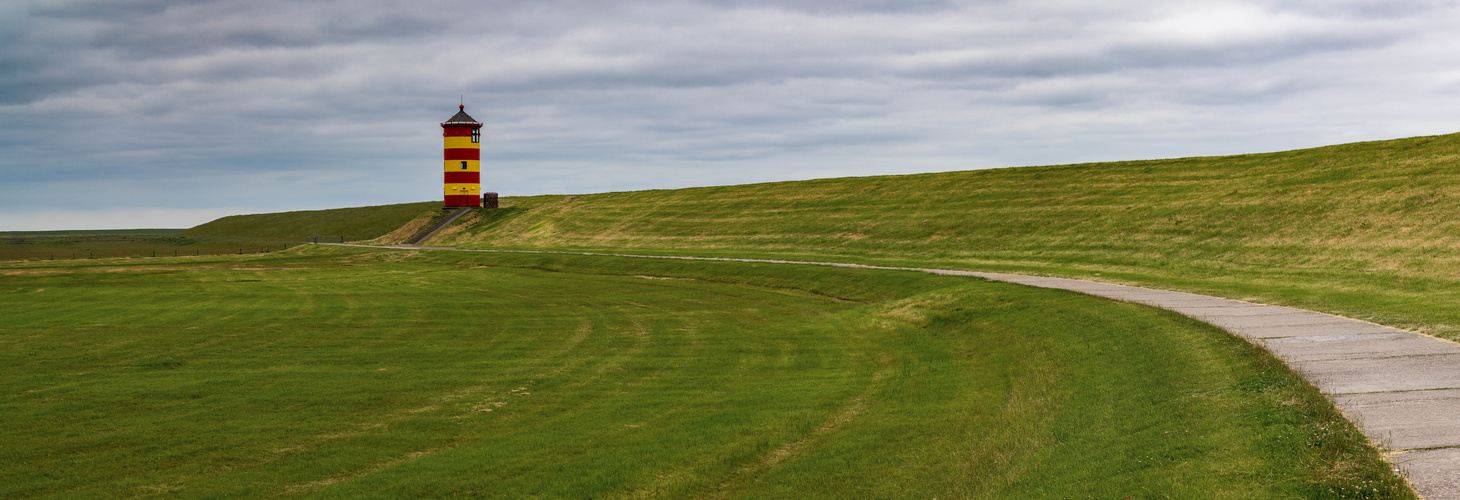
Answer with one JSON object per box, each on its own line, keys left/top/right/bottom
{"left": 4, "top": 0, "right": 1460, "bottom": 231}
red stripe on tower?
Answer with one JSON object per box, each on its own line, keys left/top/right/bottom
{"left": 443, "top": 149, "right": 480, "bottom": 161}
{"left": 444, "top": 171, "right": 480, "bottom": 184}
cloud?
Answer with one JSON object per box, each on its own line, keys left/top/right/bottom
{"left": 2, "top": 0, "right": 1460, "bottom": 230}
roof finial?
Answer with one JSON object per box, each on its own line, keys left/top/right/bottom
{"left": 459, "top": 104, "right": 464, "bottom": 111}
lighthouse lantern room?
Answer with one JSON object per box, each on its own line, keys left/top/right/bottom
{"left": 441, "top": 105, "right": 483, "bottom": 208}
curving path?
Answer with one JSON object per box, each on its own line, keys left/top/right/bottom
{"left": 326, "top": 243, "right": 1460, "bottom": 498}
{"left": 952, "top": 272, "right": 1460, "bottom": 500}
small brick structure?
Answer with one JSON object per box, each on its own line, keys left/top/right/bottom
{"left": 482, "top": 192, "right": 499, "bottom": 209}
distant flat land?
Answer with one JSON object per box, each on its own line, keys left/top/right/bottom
{"left": 0, "top": 229, "right": 182, "bottom": 237}
{"left": 0, "top": 231, "right": 274, "bottom": 260}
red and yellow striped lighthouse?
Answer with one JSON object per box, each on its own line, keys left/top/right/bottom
{"left": 441, "top": 104, "right": 483, "bottom": 207}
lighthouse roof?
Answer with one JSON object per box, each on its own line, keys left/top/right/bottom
{"left": 443, "top": 104, "right": 481, "bottom": 125}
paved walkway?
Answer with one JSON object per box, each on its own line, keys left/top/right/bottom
{"left": 942, "top": 271, "right": 1460, "bottom": 499}
{"left": 325, "top": 244, "right": 1460, "bottom": 497}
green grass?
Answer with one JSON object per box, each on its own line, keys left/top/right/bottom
{"left": 182, "top": 201, "right": 441, "bottom": 243}
{"left": 387, "top": 132, "right": 1460, "bottom": 341}
{"left": 0, "top": 248, "right": 1411, "bottom": 498}
{"left": 0, "top": 233, "right": 278, "bottom": 261}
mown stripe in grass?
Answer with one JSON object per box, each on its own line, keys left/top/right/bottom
{"left": 0, "top": 250, "right": 1413, "bottom": 498}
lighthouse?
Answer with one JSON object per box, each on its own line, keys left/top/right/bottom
{"left": 441, "top": 104, "right": 483, "bottom": 208}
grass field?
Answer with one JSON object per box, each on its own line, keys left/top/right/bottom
{"left": 0, "top": 248, "right": 1411, "bottom": 497}
{"left": 0, "top": 231, "right": 278, "bottom": 261}
{"left": 10, "top": 133, "right": 1457, "bottom": 497}
{"left": 391, "top": 132, "right": 1460, "bottom": 344}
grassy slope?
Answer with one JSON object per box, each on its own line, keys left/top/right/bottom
{"left": 0, "top": 203, "right": 441, "bottom": 261}
{"left": 420, "top": 132, "right": 1460, "bottom": 339}
{"left": 0, "top": 249, "right": 1409, "bottom": 498}
{"left": 182, "top": 201, "right": 441, "bottom": 244}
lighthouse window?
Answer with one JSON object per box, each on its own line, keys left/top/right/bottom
{"left": 471, "top": 129, "right": 480, "bottom": 143}
{"left": 461, "top": 161, "right": 468, "bottom": 170}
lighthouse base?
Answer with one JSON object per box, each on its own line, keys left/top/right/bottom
{"left": 444, "top": 195, "right": 481, "bottom": 208}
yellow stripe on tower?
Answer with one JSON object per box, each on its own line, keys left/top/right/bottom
{"left": 443, "top": 160, "right": 481, "bottom": 172}
{"left": 444, "top": 137, "right": 479, "bottom": 149}
{"left": 444, "top": 183, "right": 481, "bottom": 195}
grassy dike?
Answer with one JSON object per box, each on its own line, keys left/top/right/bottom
{"left": 181, "top": 201, "right": 442, "bottom": 248}
{"left": 0, "top": 203, "right": 443, "bottom": 261}
{"left": 0, "top": 247, "right": 1410, "bottom": 498}
{"left": 424, "top": 132, "right": 1460, "bottom": 341}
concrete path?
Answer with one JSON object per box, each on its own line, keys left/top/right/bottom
{"left": 321, "top": 243, "right": 1459, "bottom": 497}
{"left": 937, "top": 271, "right": 1460, "bottom": 499}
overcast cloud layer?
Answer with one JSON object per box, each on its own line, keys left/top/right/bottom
{"left": 4, "top": 0, "right": 1460, "bottom": 230}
